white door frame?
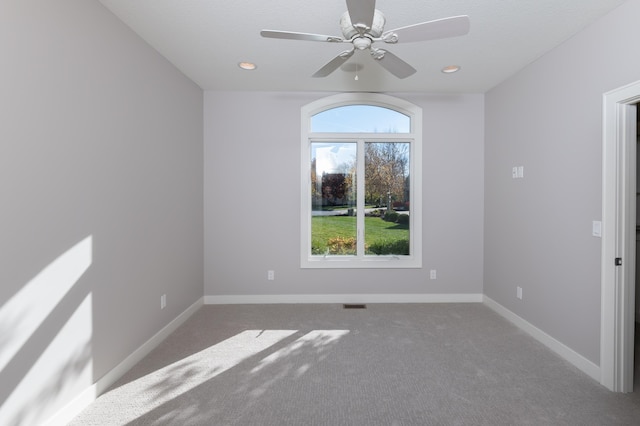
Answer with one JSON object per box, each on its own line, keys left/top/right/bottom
{"left": 601, "top": 80, "right": 639, "bottom": 392}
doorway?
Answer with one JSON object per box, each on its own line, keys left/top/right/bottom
{"left": 601, "top": 80, "right": 640, "bottom": 392}
{"left": 635, "top": 105, "right": 640, "bottom": 390}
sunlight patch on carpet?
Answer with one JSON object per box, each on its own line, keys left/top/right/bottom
{"left": 251, "top": 330, "right": 350, "bottom": 374}
{"left": 90, "top": 330, "right": 297, "bottom": 424}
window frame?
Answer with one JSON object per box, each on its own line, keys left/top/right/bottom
{"left": 301, "top": 93, "right": 422, "bottom": 269}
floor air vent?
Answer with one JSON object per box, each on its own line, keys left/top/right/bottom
{"left": 343, "top": 304, "right": 367, "bottom": 309}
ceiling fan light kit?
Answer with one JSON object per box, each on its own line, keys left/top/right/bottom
{"left": 260, "top": 0, "right": 469, "bottom": 79}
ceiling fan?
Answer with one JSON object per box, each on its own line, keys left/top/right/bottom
{"left": 260, "top": 0, "right": 470, "bottom": 79}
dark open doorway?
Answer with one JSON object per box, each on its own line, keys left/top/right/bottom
{"left": 635, "top": 103, "right": 640, "bottom": 391}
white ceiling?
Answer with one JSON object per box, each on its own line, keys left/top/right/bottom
{"left": 98, "top": 0, "right": 627, "bottom": 93}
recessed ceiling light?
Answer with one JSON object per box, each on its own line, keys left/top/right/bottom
{"left": 441, "top": 65, "right": 461, "bottom": 74}
{"left": 238, "top": 62, "right": 257, "bottom": 70}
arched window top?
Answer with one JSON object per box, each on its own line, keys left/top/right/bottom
{"left": 303, "top": 92, "right": 419, "bottom": 135}
{"left": 311, "top": 105, "right": 410, "bottom": 133}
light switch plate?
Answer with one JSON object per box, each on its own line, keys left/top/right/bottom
{"left": 592, "top": 221, "right": 602, "bottom": 237}
{"left": 512, "top": 166, "right": 524, "bottom": 179}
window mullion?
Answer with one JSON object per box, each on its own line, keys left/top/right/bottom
{"left": 356, "top": 138, "right": 366, "bottom": 257}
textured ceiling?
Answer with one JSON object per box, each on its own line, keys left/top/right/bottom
{"left": 98, "top": 0, "right": 627, "bottom": 93}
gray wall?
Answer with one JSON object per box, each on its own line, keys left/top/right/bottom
{"left": 0, "top": 1, "right": 203, "bottom": 424}
{"left": 204, "top": 92, "right": 484, "bottom": 298}
{"left": 484, "top": 0, "right": 640, "bottom": 365}
{"left": 4, "top": 0, "right": 637, "bottom": 422}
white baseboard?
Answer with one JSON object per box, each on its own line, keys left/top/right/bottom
{"left": 204, "top": 293, "right": 483, "bottom": 305}
{"left": 483, "top": 295, "right": 600, "bottom": 382}
{"left": 44, "top": 297, "right": 204, "bottom": 426}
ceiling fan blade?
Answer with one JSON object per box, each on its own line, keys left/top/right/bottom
{"left": 346, "top": 0, "right": 376, "bottom": 29}
{"left": 312, "top": 49, "right": 355, "bottom": 78}
{"left": 383, "top": 15, "right": 470, "bottom": 43}
{"left": 374, "top": 50, "right": 416, "bottom": 79}
{"left": 261, "top": 30, "right": 344, "bottom": 43}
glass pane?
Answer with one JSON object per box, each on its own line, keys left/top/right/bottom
{"left": 310, "top": 142, "right": 357, "bottom": 255}
{"left": 364, "top": 142, "right": 410, "bottom": 255}
{"left": 311, "top": 105, "right": 410, "bottom": 133}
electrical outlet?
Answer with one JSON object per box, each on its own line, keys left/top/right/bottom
{"left": 161, "top": 294, "right": 167, "bottom": 309}
{"left": 516, "top": 286, "right": 523, "bottom": 300}
{"left": 430, "top": 269, "right": 437, "bottom": 280}
{"left": 267, "top": 270, "right": 275, "bottom": 281}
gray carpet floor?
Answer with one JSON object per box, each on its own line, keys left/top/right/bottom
{"left": 69, "top": 304, "right": 640, "bottom": 425}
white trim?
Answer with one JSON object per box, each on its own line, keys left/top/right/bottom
{"left": 483, "top": 296, "right": 600, "bottom": 382}
{"left": 601, "top": 80, "right": 640, "bottom": 392}
{"left": 204, "top": 293, "right": 483, "bottom": 305}
{"left": 43, "top": 297, "right": 204, "bottom": 426}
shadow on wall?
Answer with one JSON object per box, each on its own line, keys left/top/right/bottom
{"left": 0, "top": 236, "right": 94, "bottom": 426}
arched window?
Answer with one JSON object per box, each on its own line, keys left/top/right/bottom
{"left": 301, "top": 93, "right": 422, "bottom": 268}
{"left": 311, "top": 105, "right": 410, "bottom": 133}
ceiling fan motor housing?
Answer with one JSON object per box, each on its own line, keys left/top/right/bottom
{"left": 340, "top": 9, "right": 386, "bottom": 40}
